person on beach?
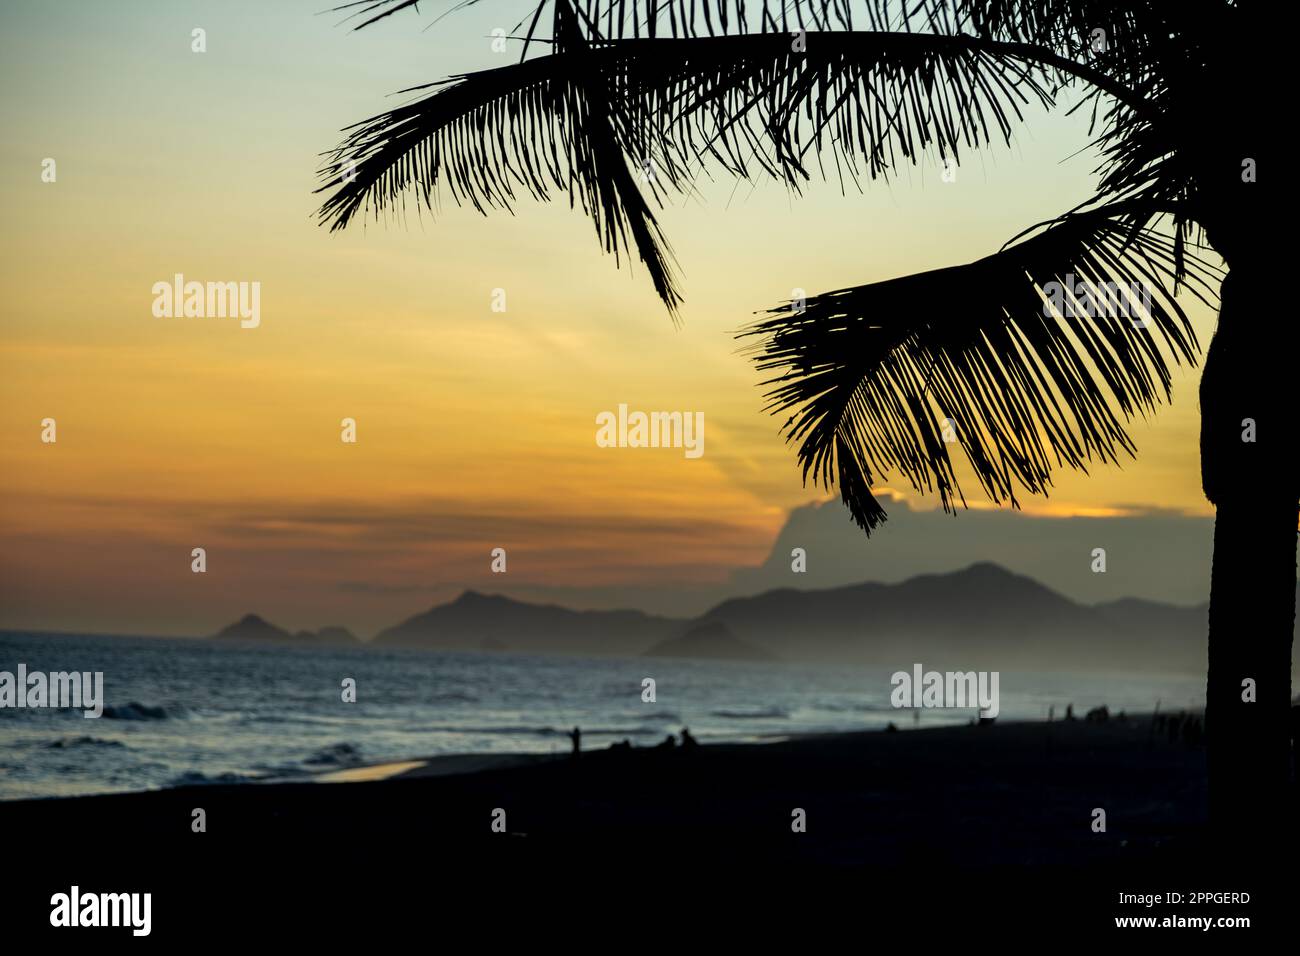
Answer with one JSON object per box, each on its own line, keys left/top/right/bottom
{"left": 569, "top": 726, "right": 581, "bottom": 757}
{"left": 680, "top": 727, "right": 698, "bottom": 749}
{"left": 1086, "top": 705, "right": 1109, "bottom": 722}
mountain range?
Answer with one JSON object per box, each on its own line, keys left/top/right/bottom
{"left": 206, "top": 561, "right": 1263, "bottom": 675}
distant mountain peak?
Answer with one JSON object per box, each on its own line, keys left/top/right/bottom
{"left": 452, "top": 589, "right": 504, "bottom": 606}
{"left": 646, "top": 619, "right": 772, "bottom": 660}
{"left": 212, "top": 614, "right": 292, "bottom": 642}
{"left": 211, "top": 616, "right": 359, "bottom": 645}
{"left": 934, "top": 561, "right": 1030, "bottom": 585}
{"left": 316, "top": 626, "right": 359, "bottom": 645}
{"left": 375, "top": 589, "right": 682, "bottom": 654}
{"left": 909, "top": 561, "right": 1061, "bottom": 598}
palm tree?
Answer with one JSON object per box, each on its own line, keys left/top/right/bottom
{"left": 318, "top": 0, "right": 1291, "bottom": 839}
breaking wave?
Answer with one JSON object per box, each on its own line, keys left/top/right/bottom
{"left": 710, "top": 707, "right": 789, "bottom": 720}
{"left": 46, "top": 736, "right": 127, "bottom": 749}
{"left": 101, "top": 702, "right": 177, "bottom": 720}
{"left": 302, "top": 742, "right": 364, "bottom": 767}
{"left": 170, "top": 770, "right": 264, "bottom": 787}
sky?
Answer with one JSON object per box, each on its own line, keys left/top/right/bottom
{"left": 0, "top": 1, "right": 1221, "bottom": 638}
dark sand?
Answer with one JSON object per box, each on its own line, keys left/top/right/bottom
{"left": 3, "top": 717, "right": 1289, "bottom": 935}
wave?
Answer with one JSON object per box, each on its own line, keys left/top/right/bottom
{"left": 420, "top": 724, "right": 557, "bottom": 736}
{"left": 170, "top": 770, "right": 263, "bottom": 787}
{"left": 237, "top": 713, "right": 351, "bottom": 728}
{"left": 428, "top": 692, "right": 479, "bottom": 704}
{"left": 581, "top": 726, "right": 666, "bottom": 736}
{"left": 302, "top": 742, "right": 364, "bottom": 767}
{"left": 817, "top": 702, "right": 894, "bottom": 714}
{"left": 101, "top": 701, "right": 176, "bottom": 720}
{"left": 46, "top": 736, "right": 127, "bottom": 749}
{"left": 417, "top": 724, "right": 666, "bottom": 738}
{"left": 710, "top": 707, "right": 789, "bottom": 720}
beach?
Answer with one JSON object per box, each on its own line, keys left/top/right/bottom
{"left": 5, "top": 716, "right": 1214, "bottom": 858}
{"left": 4, "top": 713, "right": 1291, "bottom": 939}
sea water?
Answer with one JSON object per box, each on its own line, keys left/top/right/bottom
{"left": 0, "top": 630, "right": 1205, "bottom": 801}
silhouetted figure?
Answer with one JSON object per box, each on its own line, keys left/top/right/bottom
{"left": 655, "top": 734, "right": 676, "bottom": 750}
{"left": 885, "top": 722, "right": 899, "bottom": 733}
{"left": 1086, "top": 705, "right": 1109, "bottom": 723}
{"left": 609, "top": 738, "right": 632, "bottom": 751}
{"left": 1065, "top": 703, "right": 1075, "bottom": 721}
{"left": 679, "top": 727, "right": 698, "bottom": 749}
{"left": 1048, "top": 705, "right": 1054, "bottom": 723}
{"left": 569, "top": 726, "right": 581, "bottom": 757}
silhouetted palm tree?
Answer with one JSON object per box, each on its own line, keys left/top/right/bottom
{"left": 318, "top": 1, "right": 1290, "bottom": 839}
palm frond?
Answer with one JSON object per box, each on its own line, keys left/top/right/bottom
{"left": 317, "top": 1, "right": 683, "bottom": 313}
{"left": 317, "top": 26, "right": 1082, "bottom": 312}
{"left": 327, "top": 0, "right": 1188, "bottom": 184}
{"left": 332, "top": 0, "right": 447, "bottom": 31}
{"left": 739, "top": 204, "right": 1221, "bottom": 532}
{"left": 333, "top": 0, "right": 1193, "bottom": 60}
{"left": 621, "top": 30, "right": 1067, "bottom": 186}
{"left": 319, "top": 0, "right": 1219, "bottom": 318}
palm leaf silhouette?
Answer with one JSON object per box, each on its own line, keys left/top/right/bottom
{"left": 742, "top": 205, "right": 1218, "bottom": 531}
{"left": 319, "top": 1, "right": 684, "bottom": 312}
{"left": 318, "top": 6, "right": 1143, "bottom": 313}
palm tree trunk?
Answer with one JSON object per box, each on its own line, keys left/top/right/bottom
{"left": 1200, "top": 267, "right": 1297, "bottom": 842}
{"left": 1204, "top": 501, "right": 1296, "bottom": 833}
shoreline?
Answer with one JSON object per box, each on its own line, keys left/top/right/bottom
{"left": 309, "top": 709, "right": 1205, "bottom": 785}
{"left": 1, "top": 715, "right": 1215, "bottom": 847}
{"left": 2, "top": 711, "right": 1211, "bottom": 803}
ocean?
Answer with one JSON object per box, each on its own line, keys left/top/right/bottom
{"left": 0, "top": 630, "right": 1207, "bottom": 801}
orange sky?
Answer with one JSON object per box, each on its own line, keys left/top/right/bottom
{"left": 0, "top": 1, "right": 1219, "bottom": 637}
